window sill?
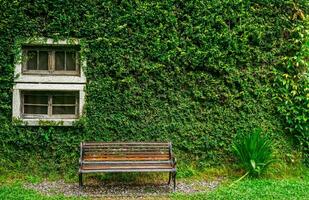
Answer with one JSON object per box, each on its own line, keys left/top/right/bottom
{"left": 14, "top": 74, "right": 86, "bottom": 84}
{"left": 13, "top": 118, "right": 77, "bottom": 126}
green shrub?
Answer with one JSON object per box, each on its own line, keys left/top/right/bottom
{"left": 274, "top": 37, "right": 309, "bottom": 165}
{"left": 232, "top": 129, "right": 274, "bottom": 177}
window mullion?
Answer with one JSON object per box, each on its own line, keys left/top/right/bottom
{"left": 52, "top": 51, "right": 55, "bottom": 73}
{"left": 76, "top": 51, "right": 79, "bottom": 73}
{"left": 64, "top": 51, "right": 67, "bottom": 71}
{"left": 75, "top": 94, "right": 78, "bottom": 116}
{"left": 36, "top": 50, "right": 39, "bottom": 70}
{"left": 23, "top": 50, "right": 27, "bottom": 71}
{"left": 48, "top": 51, "right": 52, "bottom": 73}
{"left": 48, "top": 95, "right": 52, "bottom": 117}
{"left": 21, "top": 93, "right": 24, "bottom": 115}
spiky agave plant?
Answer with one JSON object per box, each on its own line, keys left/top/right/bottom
{"left": 232, "top": 129, "right": 274, "bottom": 180}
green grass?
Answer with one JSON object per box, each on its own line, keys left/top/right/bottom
{"left": 173, "top": 175, "right": 309, "bottom": 200}
{"left": 1, "top": 175, "right": 309, "bottom": 200}
{"left": 0, "top": 184, "right": 84, "bottom": 200}
{"left": 0, "top": 167, "right": 308, "bottom": 200}
{"left": 1, "top": 176, "right": 309, "bottom": 200}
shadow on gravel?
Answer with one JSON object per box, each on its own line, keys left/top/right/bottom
{"left": 24, "top": 178, "right": 222, "bottom": 198}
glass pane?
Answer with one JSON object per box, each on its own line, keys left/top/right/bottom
{"left": 27, "top": 51, "right": 37, "bottom": 70}
{"left": 55, "top": 51, "right": 65, "bottom": 70}
{"left": 38, "top": 51, "right": 48, "bottom": 70}
{"left": 24, "top": 105, "right": 48, "bottom": 114}
{"left": 53, "top": 95, "right": 76, "bottom": 104}
{"left": 66, "top": 52, "right": 76, "bottom": 71}
{"left": 24, "top": 95, "right": 48, "bottom": 104}
{"left": 52, "top": 106, "right": 76, "bottom": 115}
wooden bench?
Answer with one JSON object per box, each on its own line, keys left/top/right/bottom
{"left": 79, "top": 142, "right": 177, "bottom": 191}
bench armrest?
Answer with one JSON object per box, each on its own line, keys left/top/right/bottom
{"left": 168, "top": 142, "right": 176, "bottom": 168}
{"left": 79, "top": 142, "right": 83, "bottom": 165}
{"left": 172, "top": 156, "right": 177, "bottom": 168}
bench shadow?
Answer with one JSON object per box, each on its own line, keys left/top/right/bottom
{"left": 79, "top": 172, "right": 173, "bottom": 195}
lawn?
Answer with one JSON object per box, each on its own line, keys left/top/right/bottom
{"left": 173, "top": 176, "right": 309, "bottom": 200}
{"left": 0, "top": 172, "right": 308, "bottom": 200}
{"left": 0, "top": 184, "right": 82, "bottom": 200}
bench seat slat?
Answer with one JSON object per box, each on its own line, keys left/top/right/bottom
{"left": 83, "top": 148, "right": 169, "bottom": 151}
{"left": 83, "top": 146, "right": 169, "bottom": 148}
{"left": 83, "top": 143, "right": 169, "bottom": 146}
{"left": 83, "top": 154, "right": 169, "bottom": 156}
{"left": 83, "top": 155, "right": 170, "bottom": 158}
{"left": 82, "top": 162, "right": 172, "bottom": 166}
{"left": 84, "top": 153, "right": 169, "bottom": 155}
{"left": 82, "top": 161, "right": 172, "bottom": 164}
{"left": 83, "top": 149, "right": 169, "bottom": 151}
{"left": 82, "top": 165, "right": 173, "bottom": 170}
{"left": 84, "top": 154, "right": 169, "bottom": 157}
{"left": 83, "top": 157, "right": 170, "bottom": 161}
{"left": 80, "top": 168, "right": 176, "bottom": 173}
{"left": 84, "top": 152, "right": 169, "bottom": 155}
{"left": 84, "top": 149, "right": 169, "bottom": 154}
{"left": 83, "top": 145, "right": 169, "bottom": 147}
{"left": 84, "top": 156, "right": 169, "bottom": 159}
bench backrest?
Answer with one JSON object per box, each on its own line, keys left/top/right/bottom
{"left": 81, "top": 142, "right": 172, "bottom": 162}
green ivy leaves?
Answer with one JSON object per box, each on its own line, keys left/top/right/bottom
{"left": 0, "top": 0, "right": 307, "bottom": 173}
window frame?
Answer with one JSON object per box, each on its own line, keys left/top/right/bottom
{"left": 22, "top": 45, "right": 80, "bottom": 76}
{"left": 13, "top": 38, "right": 86, "bottom": 126}
{"left": 21, "top": 91, "right": 79, "bottom": 119}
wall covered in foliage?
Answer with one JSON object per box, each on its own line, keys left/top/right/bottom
{"left": 0, "top": 0, "right": 308, "bottom": 173}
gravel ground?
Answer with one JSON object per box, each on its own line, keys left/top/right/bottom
{"left": 24, "top": 178, "right": 223, "bottom": 198}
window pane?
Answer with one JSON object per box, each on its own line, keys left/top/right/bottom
{"left": 55, "top": 51, "right": 65, "bottom": 70}
{"left": 38, "top": 51, "right": 48, "bottom": 70}
{"left": 52, "top": 106, "right": 76, "bottom": 115}
{"left": 24, "top": 105, "right": 48, "bottom": 114}
{"left": 27, "top": 51, "right": 37, "bottom": 70}
{"left": 66, "top": 52, "right": 76, "bottom": 71}
{"left": 24, "top": 95, "right": 48, "bottom": 104}
{"left": 53, "top": 95, "right": 76, "bottom": 104}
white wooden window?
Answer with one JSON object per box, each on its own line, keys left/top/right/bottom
{"left": 22, "top": 45, "right": 80, "bottom": 75}
{"left": 21, "top": 91, "right": 79, "bottom": 119}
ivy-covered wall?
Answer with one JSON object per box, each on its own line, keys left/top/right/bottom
{"left": 0, "top": 0, "right": 308, "bottom": 173}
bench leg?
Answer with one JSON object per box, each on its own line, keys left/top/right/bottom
{"left": 79, "top": 173, "right": 83, "bottom": 188}
{"left": 168, "top": 172, "right": 172, "bottom": 185}
{"left": 173, "top": 172, "right": 177, "bottom": 192}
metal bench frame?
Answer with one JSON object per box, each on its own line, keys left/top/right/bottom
{"left": 79, "top": 142, "right": 177, "bottom": 191}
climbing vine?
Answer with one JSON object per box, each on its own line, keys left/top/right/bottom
{"left": 0, "top": 0, "right": 307, "bottom": 173}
